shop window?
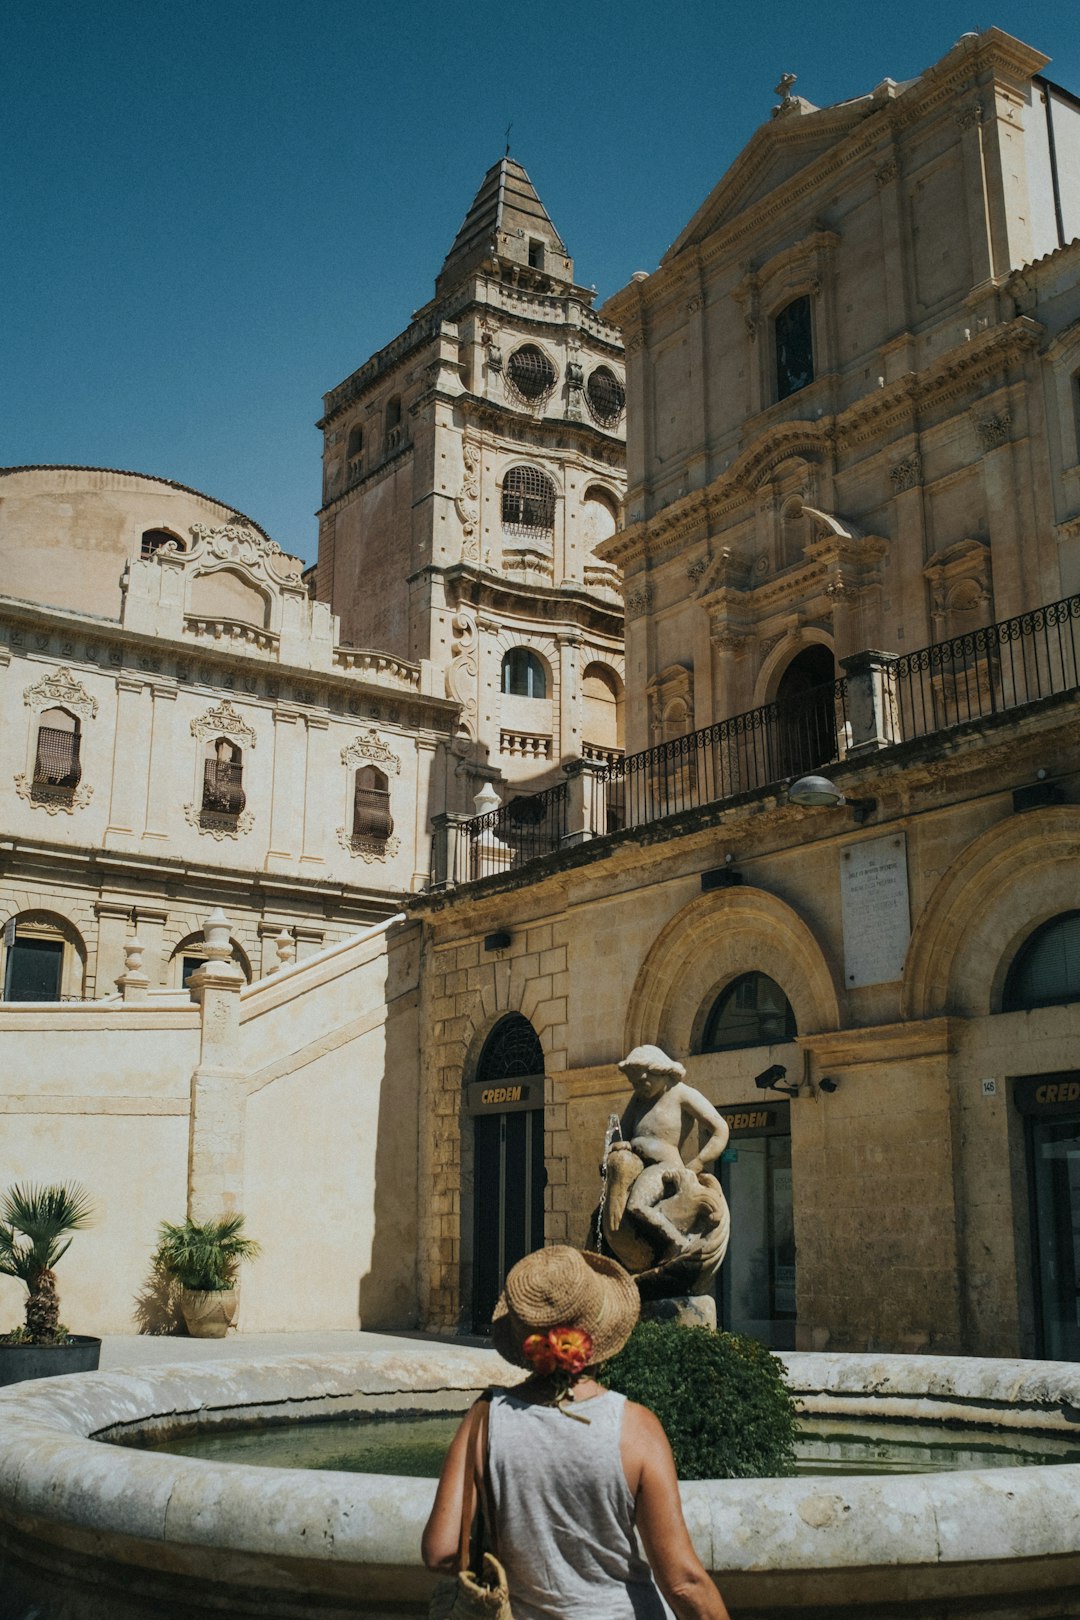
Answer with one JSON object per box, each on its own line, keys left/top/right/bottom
{"left": 32, "top": 707, "right": 81, "bottom": 803}
{"left": 506, "top": 344, "right": 557, "bottom": 404}
{"left": 353, "top": 765, "right": 393, "bottom": 841}
{"left": 1003, "top": 913, "right": 1080, "bottom": 1011}
{"left": 202, "top": 738, "right": 245, "bottom": 816}
{"left": 775, "top": 295, "right": 814, "bottom": 401}
{"left": 502, "top": 647, "right": 547, "bottom": 699}
{"left": 502, "top": 466, "right": 556, "bottom": 537}
{"left": 140, "top": 528, "right": 179, "bottom": 558}
{"left": 700, "top": 973, "right": 796, "bottom": 1052}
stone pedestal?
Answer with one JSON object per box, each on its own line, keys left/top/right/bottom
{"left": 640, "top": 1293, "right": 716, "bottom": 1331}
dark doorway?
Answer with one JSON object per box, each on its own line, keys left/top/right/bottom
{"left": 716, "top": 1101, "right": 795, "bottom": 1349}
{"left": 1016, "top": 1075, "right": 1080, "bottom": 1358}
{"left": 4, "top": 936, "right": 64, "bottom": 1002}
{"left": 469, "top": 1015, "right": 546, "bottom": 1332}
{"left": 773, "top": 646, "right": 837, "bottom": 780}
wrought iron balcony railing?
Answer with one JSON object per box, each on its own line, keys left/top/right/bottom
{"left": 202, "top": 760, "right": 245, "bottom": 816}
{"left": 436, "top": 592, "right": 1080, "bottom": 886}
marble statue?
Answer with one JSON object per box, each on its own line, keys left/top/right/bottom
{"left": 601, "top": 1045, "right": 730, "bottom": 1303}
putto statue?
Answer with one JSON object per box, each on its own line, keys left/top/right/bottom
{"left": 601, "top": 1046, "right": 730, "bottom": 1312}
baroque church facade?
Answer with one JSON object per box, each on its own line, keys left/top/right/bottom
{"left": 5, "top": 28, "right": 1080, "bottom": 1363}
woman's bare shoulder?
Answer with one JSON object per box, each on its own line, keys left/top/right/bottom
{"left": 620, "top": 1398, "right": 672, "bottom": 1451}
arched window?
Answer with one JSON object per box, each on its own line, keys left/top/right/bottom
{"left": 2, "top": 913, "right": 86, "bottom": 1002}
{"left": 774, "top": 645, "right": 837, "bottom": 778}
{"left": 1003, "top": 913, "right": 1080, "bottom": 1012}
{"left": 775, "top": 295, "right": 814, "bottom": 401}
{"left": 346, "top": 424, "right": 363, "bottom": 466}
{"left": 476, "top": 1013, "right": 545, "bottom": 1081}
{"left": 353, "top": 764, "right": 393, "bottom": 841}
{"left": 140, "top": 528, "right": 179, "bottom": 559}
{"left": 202, "top": 737, "right": 245, "bottom": 816}
{"left": 502, "top": 647, "right": 547, "bottom": 699}
{"left": 502, "top": 466, "right": 556, "bottom": 537}
{"left": 33, "top": 707, "right": 81, "bottom": 794}
{"left": 581, "top": 663, "right": 623, "bottom": 752}
{"left": 506, "top": 344, "right": 557, "bottom": 404}
{"left": 700, "top": 973, "right": 797, "bottom": 1052}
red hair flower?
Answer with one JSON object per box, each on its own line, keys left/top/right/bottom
{"left": 522, "top": 1326, "right": 594, "bottom": 1376}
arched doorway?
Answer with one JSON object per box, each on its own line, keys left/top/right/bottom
{"left": 773, "top": 645, "right": 837, "bottom": 779}
{"left": 467, "top": 1014, "right": 546, "bottom": 1331}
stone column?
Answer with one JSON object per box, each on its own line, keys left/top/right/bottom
{"left": 105, "top": 676, "right": 148, "bottom": 838}
{"left": 94, "top": 899, "right": 135, "bottom": 995}
{"left": 134, "top": 906, "right": 169, "bottom": 987}
{"left": 556, "top": 632, "right": 581, "bottom": 764}
{"left": 412, "top": 738, "right": 439, "bottom": 891}
{"left": 187, "top": 907, "right": 247, "bottom": 1222}
{"left": 266, "top": 707, "right": 304, "bottom": 866}
{"left": 840, "top": 650, "right": 901, "bottom": 754}
{"left": 144, "top": 684, "right": 178, "bottom": 842}
{"left": 429, "top": 811, "right": 472, "bottom": 888}
{"left": 302, "top": 714, "right": 329, "bottom": 864}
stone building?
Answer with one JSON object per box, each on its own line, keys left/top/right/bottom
{"left": 315, "top": 158, "right": 627, "bottom": 806}
{"left": 411, "top": 29, "right": 1080, "bottom": 1360}
{"left": 0, "top": 466, "right": 457, "bottom": 999}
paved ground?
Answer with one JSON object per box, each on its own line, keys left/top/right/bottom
{"left": 98, "top": 1328, "right": 490, "bottom": 1370}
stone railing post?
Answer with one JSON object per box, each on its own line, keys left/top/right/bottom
{"left": 186, "top": 906, "right": 247, "bottom": 1222}
{"left": 840, "top": 650, "right": 901, "bottom": 756}
{"left": 562, "top": 758, "right": 607, "bottom": 846}
{"left": 429, "top": 811, "right": 472, "bottom": 888}
{"left": 114, "top": 932, "right": 149, "bottom": 1002}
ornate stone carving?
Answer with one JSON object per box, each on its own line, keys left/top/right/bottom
{"left": 710, "top": 626, "right": 748, "bottom": 654}
{"left": 890, "top": 453, "right": 922, "bottom": 493}
{"left": 336, "top": 826, "right": 401, "bottom": 862}
{"left": 686, "top": 556, "right": 708, "bottom": 584}
{"left": 23, "top": 667, "right": 98, "bottom": 720}
{"left": 340, "top": 729, "right": 401, "bottom": 774}
{"left": 188, "top": 521, "right": 303, "bottom": 582}
{"left": 744, "top": 315, "right": 758, "bottom": 342}
{"left": 875, "top": 158, "right": 899, "bottom": 188}
{"left": 455, "top": 438, "right": 480, "bottom": 558}
{"left": 957, "top": 101, "right": 984, "bottom": 130}
{"left": 625, "top": 585, "right": 653, "bottom": 617}
{"left": 448, "top": 611, "right": 479, "bottom": 748}
{"left": 190, "top": 700, "right": 257, "bottom": 749}
{"left": 976, "top": 412, "right": 1011, "bottom": 452}
{"left": 183, "top": 803, "right": 255, "bottom": 840}
{"left": 14, "top": 775, "right": 94, "bottom": 814}
{"left": 685, "top": 295, "right": 702, "bottom": 316}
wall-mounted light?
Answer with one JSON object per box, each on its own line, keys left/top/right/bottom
{"left": 484, "top": 931, "right": 512, "bottom": 952}
{"left": 754, "top": 1063, "right": 799, "bottom": 1098}
{"left": 818, "top": 1076, "right": 840, "bottom": 1094}
{"left": 788, "top": 774, "right": 876, "bottom": 825}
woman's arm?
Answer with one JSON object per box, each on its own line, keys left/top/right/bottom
{"left": 622, "top": 1402, "right": 731, "bottom": 1620}
{"left": 420, "top": 1401, "right": 483, "bottom": 1573}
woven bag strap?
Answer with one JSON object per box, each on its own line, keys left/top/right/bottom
{"left": 456, "top": 1393, "right": 492, "bottom": 1573}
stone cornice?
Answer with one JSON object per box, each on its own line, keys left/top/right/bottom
{"left": 431, "top": 564, "right": 623, "bottom": 638}
{"left": 601, "top": 317, "right": 1044, "bottom": 568}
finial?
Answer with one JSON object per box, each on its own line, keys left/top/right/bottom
{"left": 774, "top": 71, "right": 797, "bottom": 99}
{"left": 504, "top": 120, "right": 512, "bottom": 158}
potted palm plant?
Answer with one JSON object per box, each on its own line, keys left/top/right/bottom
{"left": 0, "top": 1182, "right": 99, "bottom": 1385}
{"left": 153, "top": 1213, "right": 260, "bottom": 1337}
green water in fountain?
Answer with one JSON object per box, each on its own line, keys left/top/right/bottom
{"left": 141, "top": 1411, "right": 1080, "bottom": 1478}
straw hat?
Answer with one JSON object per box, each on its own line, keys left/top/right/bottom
{"left": 491, "top": 1245, "right": 639, "bottom": 1369}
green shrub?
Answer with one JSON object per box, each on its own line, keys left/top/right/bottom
{"left": 602, "top": 1320, "right": 798, "bottom": 1480}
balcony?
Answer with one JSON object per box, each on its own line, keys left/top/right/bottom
{"left": 434, "top": 593, "right": 1080, "bottom": 887}
{"left": 202, "top": 760, "right": 245, "bottom": 817}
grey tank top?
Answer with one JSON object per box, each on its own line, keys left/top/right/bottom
{"left": 486, "top": 1389, "right": 674, "bottom": 1620}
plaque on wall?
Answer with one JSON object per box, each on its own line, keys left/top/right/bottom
{"left": 840, "top": 832, "right": 911, "bottom": 988}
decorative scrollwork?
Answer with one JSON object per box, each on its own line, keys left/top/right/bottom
{"left": 23, "top": 668, "right": 98, "bottom": 720}
{"left": 14, "top": 776, "right": 94, "bottom": 814}
{"left": 340, "top": 729, "right": 401, "bottom": 774}
{"left": 190, "top": 700, "right": 257, "bottom": 749}
{"left": 189, "top": 521, "right": 303, "bottom": 582}
{"left": 183, "top": 803, "right": 255, "bottom": 840}
{"left": 336, "top": 827, "right": 400, "bottom": 862}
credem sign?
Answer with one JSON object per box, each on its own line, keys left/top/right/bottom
{"left": 467, "top": 1078, "right": 543, "bottom": 1116}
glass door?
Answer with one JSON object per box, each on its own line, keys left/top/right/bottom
{"left": 472, "top": 1106, "right": 544, "bottom": 1332}
{"left": 717, "top": 1111, "right": 795, "bottom": 1349}
{"left": 1029, "top": 1114, "right": 1080, "bottom": 1360}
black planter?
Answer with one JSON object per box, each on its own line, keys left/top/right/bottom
{"left": 0, "top": 1334, "right": 101, "bottom": 1387}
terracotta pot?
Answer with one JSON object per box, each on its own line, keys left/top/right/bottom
{"left": 179, "top": 1289, "right": 238, "bottom": 1338}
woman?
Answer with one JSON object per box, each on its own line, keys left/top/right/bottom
{"left": 422, "top": 1245, "right": 731, "bottom": 1620}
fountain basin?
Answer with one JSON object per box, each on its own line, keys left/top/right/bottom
{"left": 1, "top": 1347, "right": 1079, "bottom": 1618}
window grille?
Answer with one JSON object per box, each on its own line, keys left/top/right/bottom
{"left": 33, "top": 726, "right": 81, "bottom": 788}
{"left": 140, "top": 529, "right": 177, "bottom": 559}
{"left": 775, "top": 296, "right": 814, "bottom": 401}
{"left": 502, "top": 647, "right": 547, "bottom": 699}
{"left": 476, "top": 1013, "right": 545, "bottom": 1081}
{"left": 502, "top": 466, "right": 556, "bottom": 536}
{"left": 353, "top": 766, "right": 393, "bottom": 841}
{"left": 506, "top": 345, "right": 557, "bottom": 404}
{"left": 202, "top": 758, "right": 245, "bottom": 815}
{"left": 586, "top": 367, "right": 625, "bottom": 427}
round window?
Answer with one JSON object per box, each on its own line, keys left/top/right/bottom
{"left": 586, "top": 366, "right": 625, "bottom": 427}
{"left": 507, "top": 345, "right": 557, "bottom": 403}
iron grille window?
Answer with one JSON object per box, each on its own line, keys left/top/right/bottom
{"left": 202, "top": 759, "right": 245, "bottom": 815}
{"left": 140, "top": 529, "right": 177, "bottom": 559}
{"left": 502, "top": 466, "right": 556, "bottom": 536}
{"left": 353, "top": 766, "right": 393, "bottom": 841}
{"left": 476, "top": 1013, "right": 545, "bottom": 1081}
{"left": 775, "top": 295, "right": 814, "bottom": 401}
{"left": 506, "top": 344, "right": 556, "bottom": 404}
{"left": 586, "top": 366, "right": 625, "bottom": 427}
{"left": 33, "top": 726, "right": 81, "bottom": 788}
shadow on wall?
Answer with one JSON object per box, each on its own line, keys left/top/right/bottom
{"left": 357, "top": 924, "right": 423, "bottom": 1328}
{"left": 132, "top": 1260, "right": 185, "bottom": 1336}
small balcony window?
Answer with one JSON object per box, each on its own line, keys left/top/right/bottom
{"left": 502, "top": 466, "right": 556, "bottom": 537}
{"left": 202, "top": 739, "right": 245, "bottom": 816}
{"left": 140, "top": 528, "right": 179, "bottom": 559}
{"left": 353, "top": 765, "right": 393, "bottom": 841}
{"left": 775, "top": 295, "right": 814, "bottom": 401}
{"left": 31, "top": 707, "right": 81, "bottom": 804}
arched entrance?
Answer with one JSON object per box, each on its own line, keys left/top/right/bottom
{"left": 773, "top": 645, "right": 837, "bottom": 779}
{"left": 467, "top": 1015, "right": 546, "bottom": 1331}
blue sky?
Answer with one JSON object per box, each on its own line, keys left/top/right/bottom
{"left": 4, "top": 1, "right": 1079, "bottom": 563}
